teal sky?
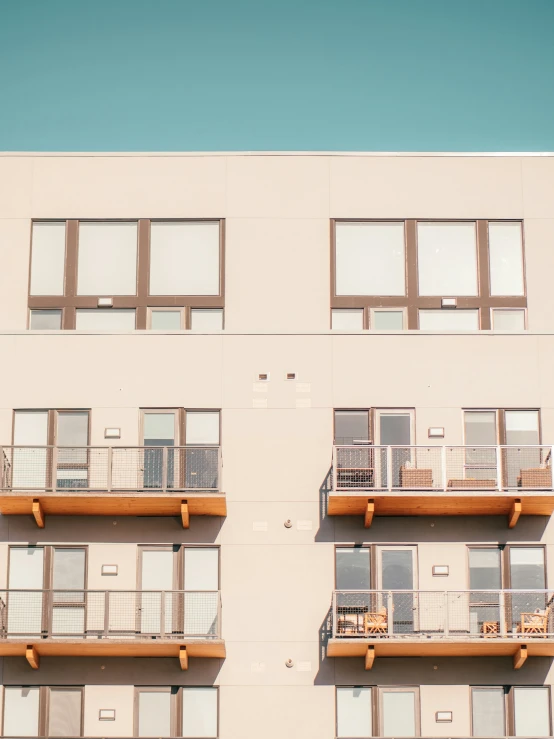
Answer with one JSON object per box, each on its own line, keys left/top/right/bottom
{"left": 1, "top": 0, "right": 553, "bottom": 151}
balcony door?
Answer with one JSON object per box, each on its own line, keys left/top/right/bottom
{"left": 7, "top": 546, "right": 45, "bottom": 635}
{"left": 54, "top": 411, "right": 89, "bottom": 489}
{"left": 136, "top": 688, "right": 173, "bottom": 738}
{"left": 504, "top": 410, "right": 541, "bottom": 487}
{"left": 463, "top": 411, "right": 497, "bottom": 482}
{"left": 376, "top": 546, "right": 417, "bottom": 633}
{"left": 375, "top": 409, "right": 414, "bottom": 487}
{"left": 185, "top": 411, "right": 220, "bottom": 489}
{"left": 142, "top": 410, "right": 179, "bottom": 489}
{"left": 12, "top": 410, "right": 49, "bottom": 489}
{"left": 139, "top": 547, "right": 176, "bottom": 635}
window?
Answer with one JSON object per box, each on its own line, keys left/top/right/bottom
{"left": 182, "top": 687, "right": 218, "bottom": 738}
{"left": 337, "top": 687, "right": 373, "bottom": 738}
{"left": 489, "top": 222, "right": 525, "bottom": 296}
{"left": 77, "top": 222, "right": 137, "bottom": 295}
{"left": 468, "top": 545, "right": 545, "bottom": 589}
{"left": 48, "top": 688, "right": 83, "bottom": 736}
{"left": 417, "top": 222, "right": 478, "bottom": 296}
{"left": 29, "top": 309, "right": 62, "bottom": 330}
{"left": 135, "top": 686, "right": 218, "bottom": 738}
{"left": 28, "top": 219, "right": 224, "bottom": 329}
{"left": 331, "top": 308, "right": 364, "bottom": 330}
{"left": 336, "top": 687, "right": 419, "bottom": 738}
{"left": 334, "top": 410, "right": 370, "bottom": 445}
{"left": 513, "top": 687, "right": 551, "bottom": 736}
{"left": 30, "top": 222, "right": 66, "bottom": 296}
{"left": 419, "top": 309, "right": 479, "bottom": 330}
{"left": 371, "top": 308, "right": 405, "bottom": 330}
{"left": 3, "top": 687, "right": 40, "bottom": 736}
{"left": 75, "top": 308, "right": 136, "bottom": 329}
{"left": 332, "top": 219, "right": 526, "bottom": 329}
{"left": 471, "top": 687, "right": 505, "bottom": 737}
{"left": 137, "top": 689, "right": 172, "bottom": 737}
{"left": 336, "top": 547, "right": 371, "bottom": 590}
{"left": 492, "top": 308, "right": 526, "bottom": 330}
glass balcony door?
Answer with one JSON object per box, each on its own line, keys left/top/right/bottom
{"left": 377, "top": 546, "right": 417, "bottom": 633}
{"left": 12, "top": 410, "right": 49, "bottom": 489}
{"left": 142, "top": 410, "right": 178, "bottom": 489}
{"left": 375, "top": 409, "right": 413, "bottom": 487}
{"left": 55, "top": 411, "right": 89, "bottom": 489}
{"left": 139, "top": 548, "right": 176, "bottom": 635}
{"left": 7, "top": 546, "right": 45, "bottom": 635}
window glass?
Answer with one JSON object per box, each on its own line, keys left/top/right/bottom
{"left": 381, "top": 690, "right": 417, "bottom": 737}
{"left": 77, "top": 222, "right": 137, "bottom": 295}
{"left": 150, "top": 309, "right": 183, "bottom": 330}
{"left": 471, "top": 687, "right": 505, "bottom": 737}
{"left": 30, "top": 309, "right": 62, "bottom": 330}
{"left": 150, "top": 221, "right": 220, "bottom": 296}
{"left": 30, "top": 222, "right": 66, "bottom": 295}
{"left": 9, "top": 546, "right": 44, "bottom": 588}
{"left": 137, "top": 691, "right": 171, "bottom": 737}
{"left": 57, "top": 412, "right": 88, "bottom": 446}
{"left": 186, "top": 412, "right": 220, "bottom": 445}
{"left": 191, "top": 308, "right": 224, "bottom": 330}
{"left": 489, "top": 222, "right": 524, "bottom": 296}
{"left": 52, "top": 548, "right": 86, "bottom": 590}
{"left": 3, "top": 686, "right": 40, "bottom": 736}
{"left": 335, "top": 222, "right": 405, "bottom": 296}
{"left": 372, "top": 310, "right": 404, "bottom": 330}
{"left": 468, "top": 548, "right": 501, "bottom": 589}
{"left": 419, "top": 309, "right": 479, "bottom": 330}
{"left": 417, "top": 222, "right": 478, "bottom": 296}
{"left": 464, "top": 411, "right": 497, "bottom": 445}
{"left": 184, "top": 548, "right": 219, "bottom": 590}
{"left": 182, "top": 687, "right": 218, "bottom": 738}
{"left": 336, "top": 548, "right": 371, "bottom": 590}
{"left": 75, "top": 309, "right": 136, "bottom": 330}
{"left": 48, "top": 689, "right": 82, "bottom": 737}
{"left": 510, "top": 547, "right": 545, "bottom": 589}
{"left": 143, "top": 412, "right": 176, "bottom": 445}
{"left": 505, "top": 410, "right": 539, "bottom": 445}
{"left": 337, "top": 687, "right": 372, "bottom": 738}
{"left": 331, "top": 308, "right": 364, "bottom": 330}
{"left": 492, "top": 309, "right": 525, "bottom": 330}
{"left": 513, "top": 687, "right": 550, "bottom": 736}
{"left": 334, "top": 410, "right": 369, "bottom": 445}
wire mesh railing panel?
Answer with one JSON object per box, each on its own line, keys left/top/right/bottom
{"left": 445, "top": 446, "right": 498, "bottom": 489}
{"left": 0, "top": 590, "right": 221, "bottom": 639}
{"left": 332, "top": 590, "right": 554, "bottom": 638}
{"left": 334, "top": 446, "right": 388, "bottom": 490}
{"left": 501, "top": 446, "right": 552, "bottom": 489}
{"left": 390, "top": 446, "right": 442, "bottom": 490}
{"left": 0, "top": 446, "right": 221, "bottom": 493}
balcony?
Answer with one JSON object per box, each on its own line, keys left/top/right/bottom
{"left": 330, "top": 445, "right": 554, "bottom": 527}
{"left": 328, "top": 589, "right": 554, "bottom": 669}
{"left": 0, "top": 445, "right": 226, "bottom": 527}
{"left": 0, "top": 589, "right": 224, "bottom": 668}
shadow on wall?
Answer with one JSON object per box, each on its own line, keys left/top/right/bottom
{"left": 1, "top": 655, "right": 224, "bottom": 686}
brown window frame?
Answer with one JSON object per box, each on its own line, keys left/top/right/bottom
{"left": 1, "top": 685, "right": 85, "bottom": 737}
{"left": 28, "top": 218, "right": 225, "bottom": 330}
{"left": 462, "top": 408, "right": 542, "bottom": 446}
{"left": 335, "top": 685, "right": 421, "bottom": 738}
{"left": 330, "top": 219, "right": 527, "bottom": 330}
{"left": 133, "top": 685, "right": 220, "bottom": 738}
{"left": 467, "top": 544, "right": 547, "bottom": 589}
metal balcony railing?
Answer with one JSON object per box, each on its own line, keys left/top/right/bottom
{"left": 0, "top": 445, "right": 221, "bottom": 493}
{"left": 332, "top": 589, "right": 554, "bottom": 639}
{"left": 333, "top": 445, "right": 553, "bottom": 492}
{"left": 0, "top": 590, "right": 221, "bottom": 639}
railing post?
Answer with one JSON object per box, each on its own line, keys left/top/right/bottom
{"left": 387, "top": 591, "right": 393, "bottom": 635}
{"left": 160, "top": 591, "right": 166, "bottom": 638}
{"left": 444, "top": 591, "right": 449, "bottom": 636}
{"left": 103, "top": 591, "right": 109, "bottom": 637}
{"left": 499, "top": 590, "right": 507, "bottom": 636}
{"left": 441, "top": 446, "right": 447, "bottom": 492}
{"left": 161, "top": 447, "right": 168, "bottom": 491}
{"left": 387, "top": 447, "right": 393, "bottom": 492}
{"left": 106, "top": 447, "right": 113, "bottom": 492}
{"left": 497, "top": 445, "right": 503, "bottom": 491}
{"left": 50, "top": 446, "right": 58, "bottom": 491}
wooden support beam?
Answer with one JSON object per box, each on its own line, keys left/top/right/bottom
{"left": 181, "top": 501, "right": 190, "bottom": 529}
{"left": 32, "top": 499, "right": 44, "bottom": 528}
{"left": 364, "top": 500, "right": 375, "bottom": 529}
{"left": 26, "top": 645, "right": 39, "bottom": 670}
{"left": 508, "top": 499, "right": 522, "bottom": 529}
{"left": 179, "top": 646, "right": 188, "bottom": 670}
{"left": 513, "top": 645, "right": 527, "bottom": 670}
{"left": 365, "top": 645, "right": 375, "bottom": 670}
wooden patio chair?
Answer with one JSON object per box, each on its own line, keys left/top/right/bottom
{"left": 364, "top": 606, "right": 388, "bottom": 635}
{"left": 518, "top": 606, "right": 551, "bottom": 636}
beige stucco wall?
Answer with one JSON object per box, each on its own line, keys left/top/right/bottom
{"left": 1, "top": 153, "right": 554, "bottom": 737}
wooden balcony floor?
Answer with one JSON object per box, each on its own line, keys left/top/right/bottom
{"left": 328, "top": 637, "right": 554, "bottom": 658}
{"left": 0, "top": 492, "right": 227, "bottom": 517}
{"left": 0, "top": 638, "right": 225, "bottom": 659}
{"left": 328, "top": 492, "right": 554, "bottom": 517}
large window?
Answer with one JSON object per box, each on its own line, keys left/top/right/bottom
{"left": 336, "top": 686, "right": 419, "bottom": 738}
{"left": 332, "top": 219, "right": 527, "bottom": 330}
{"left": 135, "top": 686, "right": 218, "bottom": 738}
{"left": 471, "top": 686, "right": 551, "bottom": 737}
{"left": 28, "top": 219, "right": 224, "bottom": 330}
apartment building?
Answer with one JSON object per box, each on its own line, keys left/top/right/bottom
{"left": 0, "top": 152, "right": 553, "bottom": 738}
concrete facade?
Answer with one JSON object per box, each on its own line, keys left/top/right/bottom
{"left": 1, "top": 152, "right": 554, "bottom": 737}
